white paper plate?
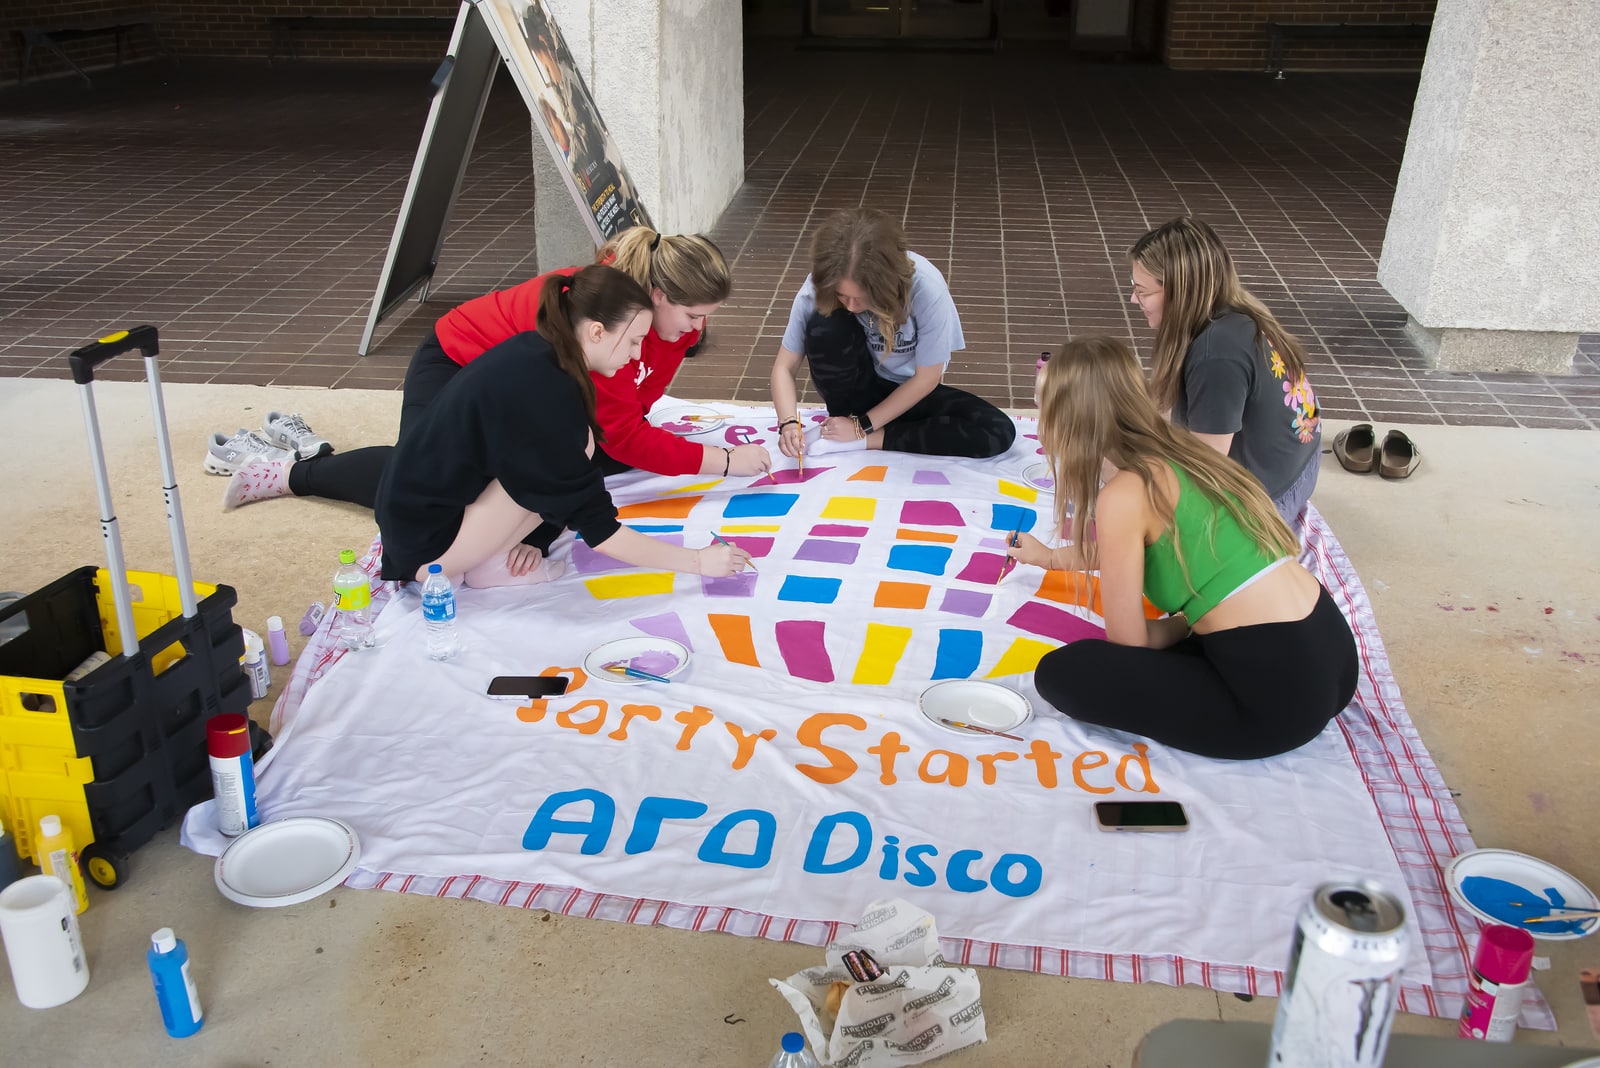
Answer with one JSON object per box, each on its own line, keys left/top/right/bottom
{"left": 1022, "top": 461, "right": 1055, "bottom": 491}
{"left": 584, "top": 636, "right": 690, "bottom": 685}
{"left": 649, "top": 404, "right": 726, "bottom": 436}
{"left": 1445, "top": 848, "right": 1599, "bottom": 940}
{"left": 214, "top": 816, "right": 360, "bottom": 908}
{"left": 919, "top": 681, "right": 1032, "bottom": 737}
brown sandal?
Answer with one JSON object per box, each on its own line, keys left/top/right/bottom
{"left": 1378, "top": 429, "right": 1421, "bottom": 479}
{"left": 1333, "top": 423, "right": 1378, "bottom": 474}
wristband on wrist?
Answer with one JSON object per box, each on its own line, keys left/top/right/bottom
{"left": 857, "top": 412, "right": 875, "bottom": 435}
{"left": 778, "top": 417, "right": 799, "bottom": 430}
{"left": 722, "top": 447, "right": 732, "bottom": 476}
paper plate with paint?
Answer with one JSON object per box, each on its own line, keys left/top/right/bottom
{"left": 585, "top": 636, "right": 690, "bottom": 685}
{"left": 918, "top": 681, "right": 1032, "bottom": 737}
{"left": 214, "top": 816, "right": 360, "bottom": 908}
{"left": 1022, "top": 462, "right": 1055, "bottom": 491}
{"left": 1445, "top": 848, "right": 1600, "bottom": 940}
{"left": 649, "top": 404, "right": 726, "bottom": 436}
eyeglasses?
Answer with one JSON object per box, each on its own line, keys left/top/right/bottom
{"left": 1035, "top": 351, "right": 1051, "bottom": 370}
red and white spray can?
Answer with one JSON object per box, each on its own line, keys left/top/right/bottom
{"left": 1457, "top": 923, "right": 1534, "bottom": 1041}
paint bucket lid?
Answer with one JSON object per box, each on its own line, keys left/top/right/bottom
{"left": 919, "top": 680, "right": 1033, "bottom": 737}
{"left": 214, "top": 816, "right": 360, "bottom": 908}
{"left": 1445, "top": 848, "right": 1599, "bottom": 940}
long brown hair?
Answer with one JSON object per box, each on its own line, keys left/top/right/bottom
{"left": 1131, "top": 217, "right": 1310, "bottom": 411}
{"left": 809, "top": 208, "right": 914, "bottom": 346}
{"left": 602, "top": 227, "right": 732, "bottom": 306}
{"left": 536, "top": 264, "right": 652, "bottom": 437}
{"left": 1037, "top": 337, "right": 1298, "bottom": 587}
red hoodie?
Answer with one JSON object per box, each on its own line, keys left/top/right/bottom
{"left": 431, "top": 266, "right": 704, "bottom": 476}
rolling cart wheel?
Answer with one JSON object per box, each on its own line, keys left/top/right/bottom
{"left": 81, "top": 844, "right": 128, "bottom": 890}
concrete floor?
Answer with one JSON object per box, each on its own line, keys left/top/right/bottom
{"left": 1, "top": 379, "right": 1598, "bottom": 1065}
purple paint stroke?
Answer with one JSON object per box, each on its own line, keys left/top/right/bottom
{"left": 795, "top": 539, "right": 860, "bottom": 565}
{"left": 776, "top": 619, "right": 834, "bottom": 683}
{"left": 629, "top": 612, "right": 694, "bottom": 651}
{"left": 940, "top": 589, "right": 992, "bottom": 618}
{"left": 955, "top": 552, "right": 1011, "bottom": 584}
{"left": 700, "top": 572, "right": 759, "bottom": 598}
{"left": 749, "top": 466, "right": 832, "bottom": 488}
{"left": 899, "top": 500, "right": 965, "bottom": 526}
{"left": 912, "top": 470, "right": 950, "bottom": 485}
{"left": 810, "top": 524, "right": 868, "bottom": 537}
{"left": 1008, "top": 601, "right": 1106, "bottom": 644}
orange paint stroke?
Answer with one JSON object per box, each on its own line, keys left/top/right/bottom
{"left": 847, "top": 466, "right": 888, "bottom": 482}
{"left": 617, "top": 494, "right": 704, "bottom": 520}
{"left": 708, "top": 613, "right": 760, "bottom": 667}
{"left": 895, "top": 527, "right": 959, "bottom": 544}
{"left": 1035, "top": 570, "right": 1162, "bottom": 619}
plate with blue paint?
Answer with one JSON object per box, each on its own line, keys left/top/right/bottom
{"left": 1445, "top": 848, "right": 1599, "bottom": 940}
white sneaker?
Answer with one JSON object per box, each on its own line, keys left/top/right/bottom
{"left": 261, "top": 410, "right": 333, "bottom": 461}
{"left": 205, "top": 429, "right": 294, "bottom": 476}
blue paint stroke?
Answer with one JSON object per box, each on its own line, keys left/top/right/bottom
{"left": 723, "top": 492, "right": 799, "bottom": 518}
{"left": 777, "top": 575, "right": 842, "bottom": 604}
{"left": 990, "top": 504, "right": 1038, "bottom": 534}
{"left": 627, "top": 524, "right": 685, "bottom": 533}
{"left": 931, "top": 630, "right": 983, "bottom": 680}
{"left": 1460, "top": 875, "right": 1592, "bottom": 934}
{"left": 887, "top": 544, "right": 952, "bottom": 576}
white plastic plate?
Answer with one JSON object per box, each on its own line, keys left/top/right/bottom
{"left": 919, "top": 680, "right": 1032, "bottom": 737}
{"left": 1022, "top": 461, "right": 1055, "bottom": 491}
{"left": 214, "top": 816, "right": 360, "bottom": 908}
{"left": 649, "top": 403, "right": 726, "bottom": 435}
{"left": 584, "top": 636, "right": 690, "bottom": 685}
{"left": 1445, "top": 848, "right": 1599, "bottom": 940}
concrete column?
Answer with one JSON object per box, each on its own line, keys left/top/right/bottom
{"left": 1377, "top": 0, "right": 1600, "bottom": 373}
{"left": 533, "top": 0, "right": 743, "bottom": 271}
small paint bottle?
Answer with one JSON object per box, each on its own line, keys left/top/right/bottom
{"left": 1458, "top": 923, "right": 1535, "bottom": 1041}
{"left": 298, "top": 601, "right": 326, "bottom": 637}
{"left": 207, "top": 713, "right": 259, "bottom": 837}
{"left": 147, "top": 928, "right": 203, "bottom": 1037}
{"left": 266, "top": 615, "right": 290, "bottom": 666}
{"left": 36, "top": 815, "right": 88, "bottom": 914}
{"left": 239, "top": 629, "right": 269, "bottom": 701}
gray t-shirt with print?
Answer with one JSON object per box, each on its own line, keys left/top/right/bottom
{"left": 1172, "top": 310, "right": 1322, "bottom": 500}
{"left": 780, "top": 251, "right": 965, "bottom": 383}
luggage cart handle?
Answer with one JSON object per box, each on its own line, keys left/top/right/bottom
{"left": 69, "top": 326, "right": 160, "bottom": 385}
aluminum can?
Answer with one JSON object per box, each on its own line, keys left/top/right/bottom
{"left": 1266, "top": 881, "right": 1410, "bottom": 1068}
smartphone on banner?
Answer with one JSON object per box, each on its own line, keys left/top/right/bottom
{"left": 1094, "top": 800, "right": 1189, "bottom": 833}
{"left": 486, "top": 675, "right": 571, "bottom": 700}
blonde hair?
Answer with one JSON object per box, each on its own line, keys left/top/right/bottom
{"left": 536, "top": 265, "right": 652, "bottom": 438}
{"left": 1131, "top": 217, "right": 1310, "bottom": 412}
{"left": 809, "top": 208, "right": 914, "bottom": 346}
{"left": 602, "top": 227, "right": 731, "bottom": 307}
{"left": 1036, "top": 337, "right": 1298, "bottom": 585}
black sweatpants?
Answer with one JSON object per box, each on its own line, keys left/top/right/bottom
{"left": 1033, "top": 586, "right": 1359, "bottom": 760}
{"left": 802, "top": 310, "right": 1016, "bottom": 459}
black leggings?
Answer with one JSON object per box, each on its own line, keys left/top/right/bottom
{"left": 1033, "top": 586, "right": 1359, "bottom": 760}
{"left": 802, "top": 311, "right": 1016, "bottom": 459}
{"left": 287, "top": 331, "right": 461, "bottom": 509}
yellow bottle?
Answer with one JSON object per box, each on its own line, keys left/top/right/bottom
{"left": 37, "top": 815, "right": 88, "bottom": 914}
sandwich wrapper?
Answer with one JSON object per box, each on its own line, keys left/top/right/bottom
{"left": 770, "top": 898, "right": 986, "bottom": 1066}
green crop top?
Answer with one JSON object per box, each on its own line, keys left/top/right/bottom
{"left": 1143, "top": 464, "right": 1284, "bottom": 624}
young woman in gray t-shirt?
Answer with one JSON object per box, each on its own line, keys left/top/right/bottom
{"left": 1128, "top": 217, "right": 1323, "bottom": 524}
{"left": 770, "top": 208, "right": 1015, "bottom": 461}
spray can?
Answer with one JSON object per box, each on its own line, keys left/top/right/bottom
{"left": 207, "top": 713, "right": 259, "bottom": 837}
{"left": 1458, "top": 923, "right": 1535, "bottom": 1041}
{"left": 147, "top": 928, "right": 203, "bottom": 1037}
{"left": 1266, "top": 881, "right": 1409, "bottom": 1067}
{"left": 36, "top": 816, "right": 88, "bottom": 915}
{"left": 239, "top": 629, "right": 269, "bottom": 700}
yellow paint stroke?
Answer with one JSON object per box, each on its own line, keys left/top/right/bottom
{"left": 708, "top": 614, "right": 760, "bottom": 667}
{"left": 721, "top": 524, "right": 782, "bottom": 533}
{"left": 851, "top": 623, "right": 913, "bottom": 685}
{"left": 998, "top": 479, "right": 1038, "bottom": 503}
{"left": 582, "top": 572, "right": 676, "bottom": 599}
{"left": 669, "top": 480, "right": 722, "bottom": 495}
{"left": 848, "top": 465, "right": 888, "bottom": 482}
{"left": 821, "top": 496, "right": 876, "bottom": 521}
{"left": 895, "top": 527, "right": 959, "bottom": 544}
{"left": 617, "top": 495, "right": 703, "bottom": 520}
{"left": 986, "top": 637, "right": 1057, "bottom": 678}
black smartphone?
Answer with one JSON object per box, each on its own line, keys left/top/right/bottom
{"left": 1094, "top": 800, "right": 1189, "bottom": 832}
{"left": 486, "top": 675, "right": 570, "bottom": 699}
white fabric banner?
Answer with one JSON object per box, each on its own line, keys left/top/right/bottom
{"left": 185, "top": 405, "right": 1430, "bottom": 983}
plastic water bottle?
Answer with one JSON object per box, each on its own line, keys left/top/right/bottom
{"left": 331, "top": 549, "right": 374, "bottom": 650}
{"left": 146, "top": 928, "right": 203, "bottom": 1037}
{"left": 767, "top": 1032, "right": 821, "bottom": 1068}
{"left": 420, "top": 564, "right": 460, "bottom": 661}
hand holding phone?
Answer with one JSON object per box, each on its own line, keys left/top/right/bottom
{"left": 486, "top": 675, "right": 570, "bottom": 699}
{"left": 1094, "top": 800, "right": 1189, "bottom": 832}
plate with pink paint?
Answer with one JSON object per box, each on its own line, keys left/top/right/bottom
{"left": 584, "top": 637, "right": 690, "bottom": 685}
{"left": 649, "top": 403, "right": 726, "bottom": 436}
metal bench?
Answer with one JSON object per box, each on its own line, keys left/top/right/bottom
{"left": 1265, "top": 20, "right": 1432, "bottom": 79}
{"left": 16, "top": 12, "right": 170, "bottom": 87}
{"left": 267, "top": 15, "right": 457, "bottom": 64}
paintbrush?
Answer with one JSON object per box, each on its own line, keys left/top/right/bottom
{"left": 996, "top": 530, "right": 1020, "bottom": 584}
{"left": 940, "top": 718, "right": 1024, "bottom": 742}
{"left": 710, "top": 531, "right": 758, "bottom": 571}
{"left": 603, "top": 662, "right": 671, "bottom": 684}
{"left": 1521, "top": 910, "right": 1600, "bottom": 923}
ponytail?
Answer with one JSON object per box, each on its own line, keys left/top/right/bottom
{"left": 601, "top": 226, "right": 732, "bottom": 307}
{"left": 536, "top": 264, "right": 652, "bottom": 437}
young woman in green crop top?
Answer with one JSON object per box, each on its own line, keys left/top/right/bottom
{"left": 1003, "top": 337, "right": 1358, "bottom": 760}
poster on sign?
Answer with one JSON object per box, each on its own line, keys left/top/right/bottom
{"left": 477, "top": 0, "right": 651, "bottom": 242}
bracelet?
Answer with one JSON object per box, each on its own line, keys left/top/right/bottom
{"left": 722, "top": 447, "right": 732, "bottom": 476}
{"left": 858, "top": 412, "right": 874, "bottom": 435}
{"left": 849, "top": 415, "right": 865, "bottom": 439}
{"left": 778, "top": 417, "right": 799, "bottom": 430}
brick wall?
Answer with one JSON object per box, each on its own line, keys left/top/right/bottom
{"left": 1165, "top": 0, "right": 1436, "bottom": 71}
{"left": 3, "top": 2, "right": 459, "bottom": 86}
